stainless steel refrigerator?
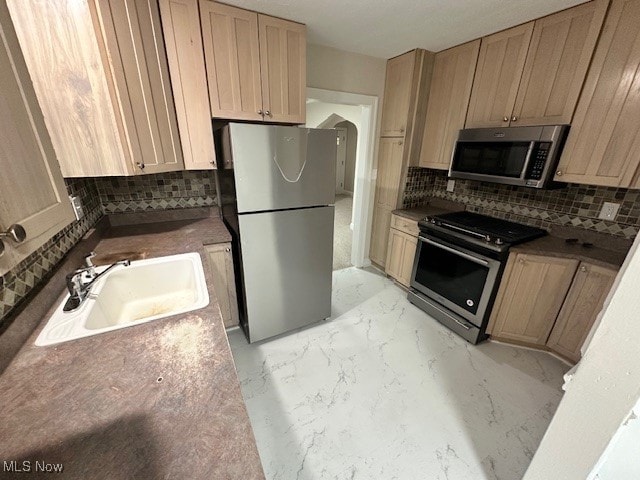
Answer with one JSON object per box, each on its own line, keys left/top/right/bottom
{"left": 217, "top": 123, "right": 336, "bottom": 343}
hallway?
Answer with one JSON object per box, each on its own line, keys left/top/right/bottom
{"left": 333, "top": 194, "right": 353, "bottom": 270}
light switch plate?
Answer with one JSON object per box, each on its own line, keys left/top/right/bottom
{"left": 598, "top": 202, "right": 620, "bottom": 221}
{"left": 446, "top": 179, "right": 455, "bottom": 192}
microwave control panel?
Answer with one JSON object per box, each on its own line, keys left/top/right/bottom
{"left": 526, "top": 142, "right": 551, "bottom": 181}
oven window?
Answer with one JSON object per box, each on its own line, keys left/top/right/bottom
{"left": 414, "top": 241, "right": 489, "bottom": 315}
{"left": 452, "top": 141, "right": 530, "bottom": 178}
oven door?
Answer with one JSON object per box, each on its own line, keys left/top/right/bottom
{"left": 410, "top": 234, "right": 501, "bottom": 328}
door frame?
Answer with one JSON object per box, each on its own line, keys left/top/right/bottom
{"left": 306, "top": 87, "right": 379, "bottom": 268}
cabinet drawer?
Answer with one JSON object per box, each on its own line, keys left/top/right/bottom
{"left": 390, "top": 214, "right": 419, "bottom": 236}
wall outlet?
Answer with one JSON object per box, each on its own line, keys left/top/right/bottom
{"left": 69, "top": 195, "right": 84, "bottom": 221}
{"left": 598, "top": 202, "right": 620, "bottom": 221}
{"left": 446, "top": 179, "right": 455, "bottom": 192}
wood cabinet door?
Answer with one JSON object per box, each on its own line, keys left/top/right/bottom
{"left": 369, "top": 206, "right": 392, "bottom": 267}
{"left": 511, "top": 0, "right": 608, "bottom": 126}
{"left": 547, "top": 263, "right": 616, "bottom": 362}
{"left": 465, "top": 23, "right": 534, "bottom": 128}
{"left": 160, "top": 0, "right": 216, "bottom": 170}
{"left": 385, "top": 228, "right": 417, "bottom": 288}
{"left": 205, "top": 243, "right": 239, "bottom": 328}
{"left": 488, "top": 253, "right": 578, "bottom": 345}
{"left": 200, "top": 1, "right": 263, "bottom": 121}
{"left": 419, "top": 40, "right": 480, "bottom": 170}
{"left": 7, "top": 0, "right": 131, "bottom": 176}
{"left": 97, "top": 0, "right": 184, "bottom": 175}
{"left": 0, "top": 3, "right": 74, "bottom": 276}
{"left": 555, "top": 0, "right": 640, "bottom": 187}
{"left": 258, "top": 14, "right": 306, "bottom": 124}
{"left": 380, "top": 51, "right": 416, "bottom": 136}
{"left": 375, "top": 137, "right": 405, "bottom": 209}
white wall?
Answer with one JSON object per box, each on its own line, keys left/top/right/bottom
{"left": 593, "top": 398, "right": 640, "bottom": 480}
{"left": 307, "top": 43, "right": 387, "bottom": 98}
{"left": 524, "top": 234, "right": 640, "bottom": 479}
{"left": 306, "top": 101, "right": 363, "bottom": 132}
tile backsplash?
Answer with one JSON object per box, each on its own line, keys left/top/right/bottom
{"left": 1, "top": 170, "right": 218, "bottom": 327}
{"left": 403, "top": 167, "right": 639, "bottom": 239}
{"left": 94, "top": 171, "right": 217, "bottom": 213}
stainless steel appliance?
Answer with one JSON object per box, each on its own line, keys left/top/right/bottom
{"left": 449, "top": 125, "right": 569, "bottom": 188}
{"left": 217, "top": 123, "right": 336, "bottom": 343}
{"left": 408, "top": 211, "right": 546, "bottom": 344}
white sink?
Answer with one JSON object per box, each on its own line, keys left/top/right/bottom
{"left": 36, "top": 253, "right": 209, "bottom": 346}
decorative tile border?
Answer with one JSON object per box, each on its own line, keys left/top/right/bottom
{"left": 403, "top": 167, "right": 639, "bottom": 239}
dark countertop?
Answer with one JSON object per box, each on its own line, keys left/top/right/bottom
{"left": 511, "top": 232, "right": 629, "bottom": 269}
{"left": 392, "top": 198, "right": 464, "bottom": 222}
{"left": 0, "top": 214, "right": 264, "bottom": 479}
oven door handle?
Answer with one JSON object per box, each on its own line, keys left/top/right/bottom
{"left": 419, "top": 237, "right": 490, "bottom": 266}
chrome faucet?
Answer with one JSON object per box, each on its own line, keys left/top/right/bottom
{"left": 63, "top": 252, "right": 130, "bottom": 312}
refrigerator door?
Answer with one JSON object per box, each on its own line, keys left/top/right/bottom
{"left": 239, "top": 206, "right": 334, "bottom": 343}
{"left": 228, "top": 123, "right": 336, "bottom": 212}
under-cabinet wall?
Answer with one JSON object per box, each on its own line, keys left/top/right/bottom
{"left": 403, "top": 167, "right": 640, "bottom": 239}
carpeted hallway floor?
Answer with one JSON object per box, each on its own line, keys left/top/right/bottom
{"left": 333, "top": 194, "right": 353, "bottom": 270}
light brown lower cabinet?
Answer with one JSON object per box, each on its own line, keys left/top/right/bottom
{"left": 385, "top": 214, "right": 419, "bottom": 287}
{"left": 488, "top": 252, "right": 618, "bottom": 363}
{"left": 204, "top": 243, "right": 239, "bottom": 328}
{"left": 546, "top": 263, "right": 616, "bottom": 362}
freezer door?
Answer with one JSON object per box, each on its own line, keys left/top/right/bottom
{"left": 228, "top": 123, "right": 336, "bottom": 212}
{"left": 239, "top": 206, "right": 334, "bottom": 343}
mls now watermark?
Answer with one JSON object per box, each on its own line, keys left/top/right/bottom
{"left": 4, "top": 460, "right": 64, "bottom": 473}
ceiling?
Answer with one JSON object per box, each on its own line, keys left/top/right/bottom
{"left": 221, "top": 0, "right": 588, "bottom": 58}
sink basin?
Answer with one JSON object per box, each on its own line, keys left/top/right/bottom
{"left": 36, "top": 253, "right": 209, "bottom": 346}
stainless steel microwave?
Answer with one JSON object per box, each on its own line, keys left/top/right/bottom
{"left": 449, "top": 125, "right": 569, "bottom": 188}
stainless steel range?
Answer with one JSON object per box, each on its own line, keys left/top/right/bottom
{"left": 408, "top": 211, "right": 546, "bottom": 344}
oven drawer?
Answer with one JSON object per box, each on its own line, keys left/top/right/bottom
{"left": 391, "top": 214, "right": 419, "bottom": 237}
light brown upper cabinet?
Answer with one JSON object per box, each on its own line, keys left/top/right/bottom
{"left": 555, "top": 0, "right": 640, "bottom": 188}
{"left": 466, "top": 23, "right": 534, "bottom": 128}
{"left": 160, "top": 0, "right": 216, "bottom": 170}
{"left": 488, "top": 253, "right": 579, "bottom": 345}
{"left": 466, "top": 0, "right": 608, "bottom": 128}
{"left": 381, "top": 53, "right": 417, "bottom": 136}
{"left": 200, "top": 1, "right": 306, "bottom": 124}
{"left": 0, "top": 2, "right": 74, "bottom": 276}
{"left": 547, "top": 262, "right": 616, "bottom": 363}
{"left": 8, "top": 0, "right": 184, "bottom": 177}
{"left": 419, "top": 40, "right": 480, "bottom": 169}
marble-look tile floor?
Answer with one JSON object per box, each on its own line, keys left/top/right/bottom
{"left": 228, "top": 267, "right": 570, "bottom": 480}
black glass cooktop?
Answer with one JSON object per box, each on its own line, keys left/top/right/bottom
{"left": 427, "top": 211, "right": 546, "bottom": 244}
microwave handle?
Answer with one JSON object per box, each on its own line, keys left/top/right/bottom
{"left": 519, "top": 141, "right": 536, "bottom": 180}
{"left": 419, "top": 237, "right": 489, "bottom": 266}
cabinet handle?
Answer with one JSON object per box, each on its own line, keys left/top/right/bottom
{"left": 511, "top": 116, "right": 518, "bottom": 122}
{"left": 265, "top": 110, "right": 272, "bottom": 117}
{"left": 225, "top": 247, "right": 231, "bottom": 252}
{"left": 137, "top": 162, "right": 145, "bottom": 170}
{"left": 580, "top": 265, "right": 588, "bottom": 273}
{"left": 258, "top": 109, "right": 263, "bottom": 115}
{"left": 0, "top": 224, "right": 26, "bottom": 244}
{"left": 556, "top": 170, "right": 563, "bottom": 176}
{"left": 400, "top": 127, "right": 405, "bottom": 133}
{"left": 503, "top": 116, "right": 509, "bottom": 122}
{"left": 519, "top": 258, "right": 525, "bottom": 264}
